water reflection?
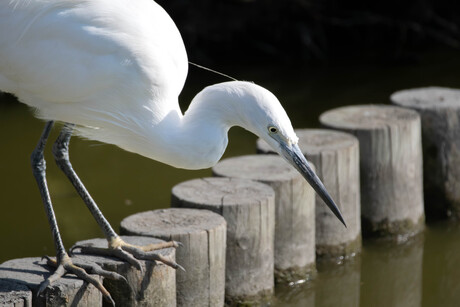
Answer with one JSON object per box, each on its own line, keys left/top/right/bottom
{"left": 272, "top": 223, "right": 460, "bottom": 307}
{"left": 361, "top": 236, "right": 424, "bottom": 307}
{"left": 317, "top": 259, "right": 361, "bottom": 307}
{"left": 273, "top": 257, "right": 361, "bottom": 307}
{"left": 422, "top": 223, "right": 460, "bottom": 307}
{"left": 274, "top": 280, "right": 315, "bottom": 307}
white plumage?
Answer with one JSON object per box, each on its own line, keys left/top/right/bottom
{"left": 0, "top": 0, "right": 298, "bottom": 169}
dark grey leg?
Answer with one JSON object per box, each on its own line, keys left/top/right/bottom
{"left": 52, "top": 124, "right": 183, "bottom": 271}
{"left": 52, "top": 123, "right": 118, "bottom": 241}
{"left": 31, "top": 122, "right": 117, "bottom": 305}
{"left": 31, "top": 121, "right": 66, "bottom": 259}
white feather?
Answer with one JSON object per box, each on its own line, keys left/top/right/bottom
{"left": 0, "top": 0, "right": 298, "bottom": 170}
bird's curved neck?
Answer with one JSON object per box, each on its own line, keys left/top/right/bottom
{"left": 95, "top": 82, "right": 255, "bottom": 170}
{"left": 140, "top": 87, "right": 243, "bottom": 170}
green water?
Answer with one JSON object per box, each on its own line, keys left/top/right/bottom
{"left": 1, "top": 51, "right": 460, "bottom": 306}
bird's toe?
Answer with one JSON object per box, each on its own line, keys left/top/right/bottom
{"left": 40, "top": 254, "right": 116, "bottom": 306}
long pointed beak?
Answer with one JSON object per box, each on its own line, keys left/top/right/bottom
{"left": 280, "top": 142, "right": 347, "bottom": 227}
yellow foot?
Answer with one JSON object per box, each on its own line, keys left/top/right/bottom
{"left": 40, "top": 254, "right": 123, "bottom": 306}
{"left": 70, "top": 236, "right": 185, "bottom": 274}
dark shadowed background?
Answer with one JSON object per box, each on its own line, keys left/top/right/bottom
{"left": 157, "top": 0, "right": 460, "bottom": 65}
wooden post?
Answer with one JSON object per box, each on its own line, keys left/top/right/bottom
{"left": 0, "top": 257, "right": 102, "bottom": 306}
{"left": 320, "top": 105, "right": 425, "bottom": 240}
{"left": 171, "top": 177, "right": 275, "bottom": 306}
{"left": 391, "top": 87, "right": 460, "bottom": 220}
{"left": 120, "top": 208, "right": 226, "bottom": 307}
{"left": 257, "top": 129, "right": 361, "bottom": 259}
{"left": 0, "top": 279, "right": 32, "bottom": 306}
{"left": 72, "top": 236, "right": 176, "bottom": 307}
{"left": 212, "top": 154, "right": 316, "bottom": 282}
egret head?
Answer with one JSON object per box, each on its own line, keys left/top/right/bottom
{"left": 223, "top": 81, "right": 346, "bottom": 226}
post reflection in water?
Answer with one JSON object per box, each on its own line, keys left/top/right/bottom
{"left": 274, "top": 280, "right": 315, "bottom": 307}
{"left": 361, "top": 236, "right": 424, "bottom": 307}
{"left": 272, "top": 222, "right": 460, "bottom": 307}
{"left": 422, "top": 223, "right": 460, "bottom": 307}
{"left": 273, "top": 257, "right": 361, "bottom": 307}
{"left": 316, "top": 258, "right": 361, "bottom": 307}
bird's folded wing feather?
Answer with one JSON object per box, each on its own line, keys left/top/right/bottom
{"left": 0, "top": 0, "right": 187, "bottom": 127}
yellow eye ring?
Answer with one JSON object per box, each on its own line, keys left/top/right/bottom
{"left": 268, "top": 126, "right": 278, "bottom": 133}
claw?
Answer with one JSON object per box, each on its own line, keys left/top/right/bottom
{"left": 110, "top": 248, "right": 144, "bottom": 274}
{"left": 75, "top": 261, "right": 128, "bottom": 283}
{"left": 42, "top": 255, "right": 58, "bottom": 267}
{"left": 176, "top": 263, "right": 186, "bottom": 272}
{"left": 73, "top": 237, "right": 184, "bottom": 284}
{"left": 76, "top": 245, "right": 144, "bottom": 274}
{"left": 69, "top": 245, "right": 82, "bottom": 256}
{"left": 37, "top": 264, "right": 65, "bottom": 296}
{"left": 125, "top": 240, "right": 181, "bottom": 252}
{"left": 43, "top": 255, "right": 126, "bottom": 284}
{"left": 121, "top": 245, "right": 183, "bottom": 271}
{"left": 37, "top": 255, "right": 116, "bottom": 306}
{"left": 66, "top": 263, "right": 115, "bottom": 306}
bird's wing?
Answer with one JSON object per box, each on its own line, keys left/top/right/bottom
{"left": 0, "top": 0, "right": 188, "bottom": 126}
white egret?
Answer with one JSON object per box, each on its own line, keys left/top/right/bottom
{"left": 0, "top": 0, "right": 345, "bottom": 303}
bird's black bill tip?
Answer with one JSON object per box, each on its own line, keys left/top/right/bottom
{"left": 283, "top": 143, "right": 347, "bottom": 227}
{"left": 305, "top": 168, "right": 347, "bottom": 228}
{"left": 313, "top": 184, "right": 346, "bottom": 228}
{"left": 334, "top": 206, "right": 347, "bottom": 228}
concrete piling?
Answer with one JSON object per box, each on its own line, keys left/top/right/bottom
{"left": 212, "top": 154, "right": 316, "bottom": 282}
{"left": 120, "top": 208, "right": 226, "bottom": 307}
{"left": 320, "top": 105, "right": 425, "bottom": 240}
{"left": 171, "top": 177, "right": 275, "bottom": 306}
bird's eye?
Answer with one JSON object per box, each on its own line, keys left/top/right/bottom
{"left": 268, "top": 126, "right": 278, "bottom": 133}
